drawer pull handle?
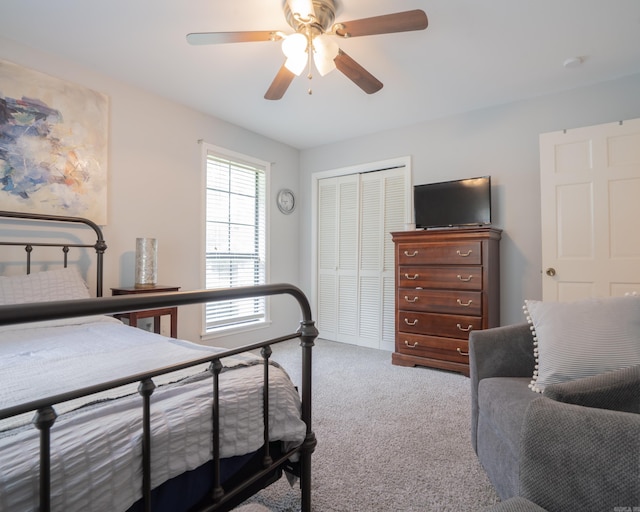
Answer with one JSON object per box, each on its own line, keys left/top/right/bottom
{"left": 456, "top": 348, "right": 469, "bottom": 356}
{"left": 457, "top": 299, "right": 473, "bottom": 307}
{"left": 404, "top": 318, "right": 418, "bottom": 326}
{"left": 456, "top": 323, "right": 473, "bottom": 332}
{"left": 404, "top": 273, "right": 419, "bottom": 280}
{"left": 404, "top": 250, "right": 419, "bottom": 257}
{"left": 404, "top": 340, "right": 419, "bottom": 348}
{"left": 457, "top": 274, "right": 473, "bottom": 282}
{"left": 404, "top": 296, "right": 419, "bottom": 303}
{"left": 457, "top": 249, "right": 473, "bottom": 257}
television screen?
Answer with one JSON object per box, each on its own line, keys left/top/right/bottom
{"left": 414, "top": 176, "right": 491, "bottom": 229}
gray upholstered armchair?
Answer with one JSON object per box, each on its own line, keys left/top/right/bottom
{"left": 469, "top": 323, "right": 640, "bottom": 512}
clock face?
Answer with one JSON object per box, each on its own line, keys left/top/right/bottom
{"left": 277, "top": 189, "right": 296, "bottom": 214}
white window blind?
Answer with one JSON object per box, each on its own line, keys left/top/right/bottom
{"left": 205, "top": 150, "right": 266, "bottom": 332}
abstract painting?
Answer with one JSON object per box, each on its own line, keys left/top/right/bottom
{"left": 0, "top": 59, "right": 108, "bottom": 224}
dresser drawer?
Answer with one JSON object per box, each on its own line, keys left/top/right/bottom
{"left": 398, "top": 266, "right": 483, "bottom": 290}
{"left": 398, "top": 289, "right": 482, "bottom": 316}
{"left": 396, "top": 332, "right": 470, "bottom": 363}
{"left": 398, "top": 241, "right": 482, "bottom": 265}
{"left": 398, "top": 311, "right": 482, "bottom": 339}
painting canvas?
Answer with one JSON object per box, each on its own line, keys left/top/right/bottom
{"left": 0, "top": 59, "right": 108, "bottom": 224}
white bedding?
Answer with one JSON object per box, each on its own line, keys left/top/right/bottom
{"left": 0, "top": 316, "right": 306, "bottom": 512}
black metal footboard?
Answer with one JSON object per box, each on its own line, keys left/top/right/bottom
{"left": 0, "top": 285, "right": 318, "bottom": 512}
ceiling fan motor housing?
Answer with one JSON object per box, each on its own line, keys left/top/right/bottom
{"left": 283, "top": 0, "right": 337, "bottom": 33}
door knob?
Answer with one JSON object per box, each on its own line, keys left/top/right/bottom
{"left": 545, "top": 268, "right": 556, "bottom": 277}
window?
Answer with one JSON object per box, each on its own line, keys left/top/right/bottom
{"left": 204, "top": 145, "right": 267, "bottom": 333}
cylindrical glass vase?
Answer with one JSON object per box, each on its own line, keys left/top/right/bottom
{"left": 135, "top": 237, "right": 157, "bottom": 288}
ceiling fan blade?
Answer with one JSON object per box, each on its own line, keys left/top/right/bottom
{"left": 186, "top": 31, "right": 283, "bottom": 45}
{"left": 334, "top": 50, "right": 383, "bottom": 95}
{"left": 264, "top": 64, "right": 296, "bottom": 100}
{"left": 333, "top": 9, "right": 428, "bottom": 38}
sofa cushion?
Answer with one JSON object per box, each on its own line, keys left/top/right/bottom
{"left": 477, "top": 377, "right": 537, "bottom": 499}
{"left": 478, "top": 377, "right": 537, "bottom": 461}
{"left": 524, "top": 296, "right": 640, "bottom": 392}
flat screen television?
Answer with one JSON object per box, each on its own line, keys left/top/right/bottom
{"left": 414, "top": 176, "right": 492, "bottom": 229}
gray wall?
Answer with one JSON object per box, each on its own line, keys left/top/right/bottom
{"left": 298, "top": 73, "right": 640, "bottom": 327}
{"left": 3, "top": 30, "right": 640, "bottom": 338}
{"left": 0, "top": 36, "right": 302, "bottom": 347}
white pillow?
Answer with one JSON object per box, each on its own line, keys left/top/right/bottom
{"left": 523, "top": 296, "right": 640, "bottom": 393}
{"left": 0, "top": 268, "right": 90, "bottom": 305}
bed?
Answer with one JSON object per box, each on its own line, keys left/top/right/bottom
{"left": 0, "top": 210, "right": 317, "bottom": 512}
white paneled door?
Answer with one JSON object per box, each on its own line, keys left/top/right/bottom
{"left": 539, "top": 118, "right": 640, "bottom": 301}
{"left": 317, "top": 167, "right": 409, "bottom": 350}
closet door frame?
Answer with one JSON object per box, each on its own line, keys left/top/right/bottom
{"left": 311, "top": 156, "right": 412, "bottom": 347}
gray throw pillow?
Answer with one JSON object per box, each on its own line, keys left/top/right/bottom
{"left": 523, "top": 296, "right": 640, "bottom": 393}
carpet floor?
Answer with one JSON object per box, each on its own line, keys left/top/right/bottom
{"left": 238, "top": 338, "right": 500, "bottom": 511}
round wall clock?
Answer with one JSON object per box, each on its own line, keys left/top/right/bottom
{"left": 277, "top": 188, "right": 296, "bottom": 214}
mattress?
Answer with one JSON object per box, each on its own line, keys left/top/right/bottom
{"left": 0, "top": 316, "right": 306, "bottom": 511}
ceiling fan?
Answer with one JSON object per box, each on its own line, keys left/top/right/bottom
{"left": 186, "top": 0, "right": 428, "bottom": 100}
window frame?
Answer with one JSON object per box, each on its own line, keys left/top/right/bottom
{"left": 201, "top": 143, "right": 270, "bottom": 339}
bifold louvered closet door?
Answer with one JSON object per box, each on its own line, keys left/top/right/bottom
{"left": 317, "top": 167, "right": 408, "bottom": 350}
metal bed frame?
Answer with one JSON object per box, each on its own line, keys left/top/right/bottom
{"left": 0, "top": 210, "right": 317, "bottom": 512}
{"left": 0, "top": 210, "right": 107, "bottom": 296}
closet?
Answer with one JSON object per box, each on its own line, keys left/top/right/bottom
{"left": 316, "top": 166, "right": 409, "bottom": 350}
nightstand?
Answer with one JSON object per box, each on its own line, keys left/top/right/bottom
{"left": 111, "top": 285, "right": 180, "bottom": 338}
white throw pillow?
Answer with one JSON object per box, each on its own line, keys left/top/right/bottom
{"left": 0, "top": 267, "right": 90, "bottom": 305}
{"left": 523, "top": 296, "right": 640, "bottom": 393}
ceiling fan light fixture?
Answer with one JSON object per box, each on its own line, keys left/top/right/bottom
{"left": 312, "top": 34, "right": 339, "bottom": 76}
{"left": 282, "top": 32, "right": 308, "bottom": 57}
{"left": 284, "top": 55, "right": 307, "bottom": 76}
{"left": 282, "top": 33, "right": 309, "bottom": 75}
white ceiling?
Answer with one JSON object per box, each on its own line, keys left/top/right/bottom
{"left": 1, "top": 0, "right": 640, "bottom": 149}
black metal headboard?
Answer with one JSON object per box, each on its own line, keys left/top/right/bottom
{"left": 0, "top": 211, "right": 107, "bottom": 297}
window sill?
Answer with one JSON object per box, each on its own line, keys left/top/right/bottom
{"left": 200, "top": 319, "right": 272, "bottom": 342}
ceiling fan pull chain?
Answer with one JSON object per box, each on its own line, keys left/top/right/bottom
{"left": 306, "top": 29, "right": 313, "bottom": 95}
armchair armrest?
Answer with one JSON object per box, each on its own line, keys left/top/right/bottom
{"left": 469, "top": 324, "right": 536, "bottom": 452}
{"left": 519, "top": 397, "right": 640, "bottom": 511}
{"left": 543, "top": 364, "right": 640, "bottom": 413}
{"left": 469, "top": 323, "right": 536, "bottom": 383}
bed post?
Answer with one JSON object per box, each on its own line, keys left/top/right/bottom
{"left": 261, "top": 345, "right": 273, "bottom": 467}
{"left": 34, "top": 406, "right": 57, "bottom": 512}
{"left": 138, "top": 378, "right": 157, "bottom": 512}
{"left": 95, "top": 236, "right": 107, "bottom": 297}
{"left": 209, "top": 359, "right": 225, "bottom": 504}
{"left": 298, "top": 318, "right": 318, "bottom": 512}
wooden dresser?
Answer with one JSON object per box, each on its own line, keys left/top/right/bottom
{"left": 391, "top": 227, "right": 501, "bottom": 376}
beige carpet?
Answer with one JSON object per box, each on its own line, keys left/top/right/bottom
{"left": 236, "top": 338, "right": 500, "bottom": 511}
